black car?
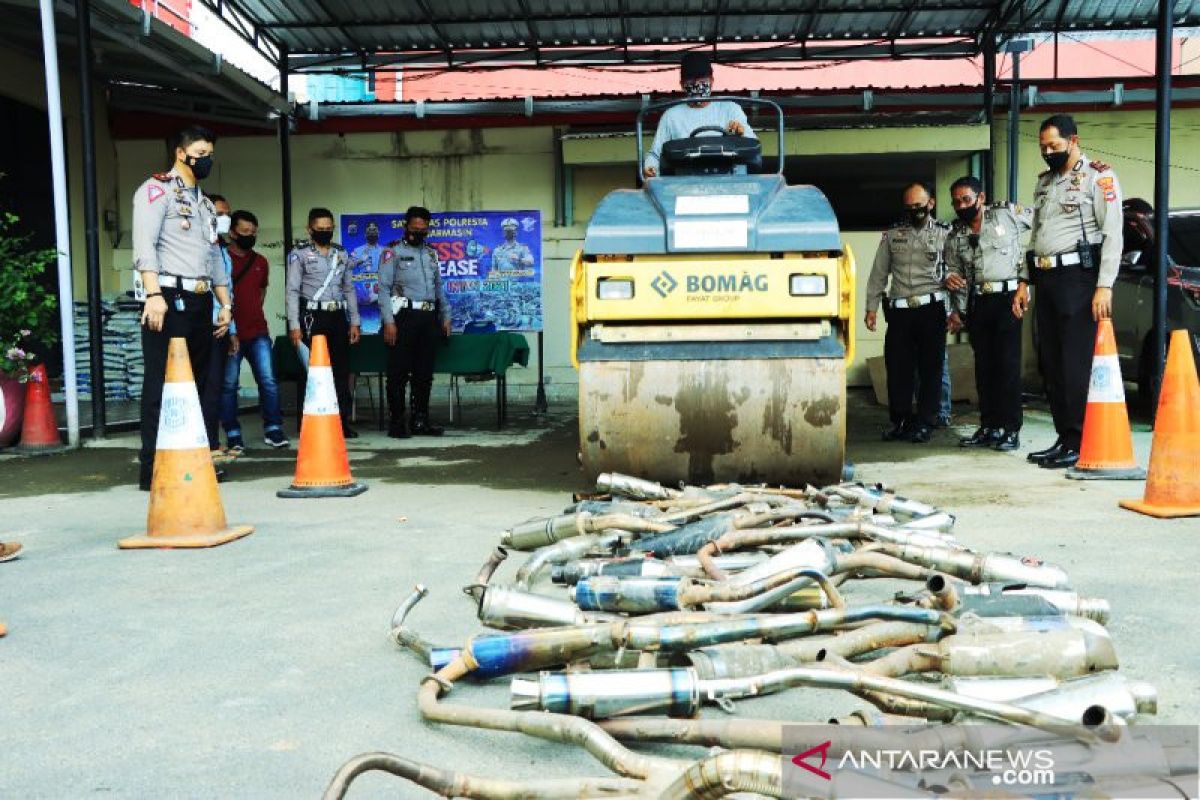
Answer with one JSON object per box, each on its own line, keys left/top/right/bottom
{"left": 1112, "top": 210, "right": 1200, "bottom": 410}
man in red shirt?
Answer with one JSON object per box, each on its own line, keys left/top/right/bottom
{"left": 220, "top": 209, "right": 287, "bottom": 450}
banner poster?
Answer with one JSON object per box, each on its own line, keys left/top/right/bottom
{"left": 340, "top": 211, "right": 543, "bottom": 334}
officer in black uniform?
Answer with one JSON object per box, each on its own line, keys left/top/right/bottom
{"left": 864, "top": 182, "right": 953, "bottom": 443}
{"left": 379, "top": 206, "right": 451, "bottom": 438}
{"left": 945, "top": 176, "right": 1033, "bottom": 451}
{"left": 286, "top": 208, "right": 362, "bottom": 438}
{"left": 131, "top": 125, "right": 232, "bottom": 491}
{"left": 1017, "top": 114, "right": 1123, "bottom": 469}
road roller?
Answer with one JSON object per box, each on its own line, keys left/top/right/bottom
{"left": 570, "top": 97, "right": 855, "bottom": 486}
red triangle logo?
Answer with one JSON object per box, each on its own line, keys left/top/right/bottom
{"left": 791, "top": 740, "right": 833, "bottom": 780}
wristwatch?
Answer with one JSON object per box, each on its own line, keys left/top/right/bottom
{"left": 220, "top": 304, "right": 233, "bottom": 311}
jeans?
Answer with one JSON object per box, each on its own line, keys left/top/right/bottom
{"left": 220, "top": 334, "right": 283, "bottom": 437}
{"left": 915, "top": 350, "right": 953, "bottom": 422}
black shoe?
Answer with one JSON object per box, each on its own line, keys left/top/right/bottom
{"left": 959, "top": 427, "right": 999, "bottom": 448}
{"left": 342, "top": 423, "right": 359, "bottom": 440}
{"left": 908, "top": 425, "right": 932, "bottom": 443}
{"left": 1027, "top": 440, "right": 1065, "bottom": 463}
{"left": 1039, "top": 449, "right": 1080, "bottom": 469}
{"left": 934, "top": 416, "right": 952, "bottom": 429}
{"left": 387, "top": 419, "right": 410, "bottom": 439}
{"left": 410, "top": 416, "right": 444, "bottom": 436}
{"left": 215, "top": 467, "right": 227, "bottom": 483}
{"left": 992, "top": 430, "right": 1021, "bottom": 451}
{"left": 882, "top": 421, "right": 911, "bottom": 441}
{"left": 138, "top": 481, "right": 151, "bottom": 492}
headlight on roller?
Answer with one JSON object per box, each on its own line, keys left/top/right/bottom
{"left": 597, "top": 278, "right": 635, "bottom": 300}
{"left": 789, "top": 274, "right": 828, "bottom": 296}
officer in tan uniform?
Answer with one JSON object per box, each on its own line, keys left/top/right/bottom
{"left": 1015, "top": 114, "right": 1123, "bottom": 470}
{"left": 379, "top": 206, "right": 451, "bottom": 438}
{"left": 132, "top": 125, "right": 232, "bottom": 491}
{"left": 945, "top": 176, "right": 1033, "bottom": 452}
{"left": 286, "top": 207, "right": 362, "bottom": 438}
{"left": 865, "top": 182, "right": 952, "bottom": 443}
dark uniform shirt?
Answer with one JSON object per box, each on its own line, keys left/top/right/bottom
{"left": 379, "top": 240, "right": 450, "bottom": 326}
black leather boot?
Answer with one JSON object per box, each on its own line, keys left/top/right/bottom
{"left": 992, "top": 429, "right": 1021, "bottom": 451}
{"left": 959, "top": 427, "right": 999, "bottom": 447}
{"left": 410, "top": 414, "right": 443, "bottom": 436}
{"left": 1027, "top": 440, "right": 1065, "bottom": 463}
{"left": 882, "top": 420, "right": 911, "bottom": 441}
{"left": 387, "top": 414, "right": 410, "bottom": 439}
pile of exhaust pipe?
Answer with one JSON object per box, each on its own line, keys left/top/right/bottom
{"left": 325, "top": 473, "right": 1179, "bottom": 799}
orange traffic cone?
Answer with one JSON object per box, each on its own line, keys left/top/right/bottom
{"left": 1066, "top": 319, "right": 1146, "bottom": 480}
{"left": 1120, "top": 329, "right": 1200, "bottom": 518}
{"left": 16, "top": 364, "right": 65, "bottom": 453}
{"left": 119, "top": 338, "right": 254, "bottom": 549}
{"left": 277, "top": 334, "right": 367, "bottom": 498}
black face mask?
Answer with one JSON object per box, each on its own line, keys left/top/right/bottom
{"left": 908, "top": 208, "right": 929, "bottom": 227}
{"left": 185, "top": 154, "right": 213, "bottom": 180}
{"left": 1042, "top": 151, "right": 1071, "bottom": 172}
{"left": 311, "top": 230, "right": 334, "bottom": 246}
{"left": 233, "top": 234, "right": 257, "bottom": 251}
{"left": 405, "top": 230, "right": 428, "bottom": 246}
{"left": 955, "top": 204, "right": 980, "bottom": 223}
{"left": 366, "top": 234, "right": 379, "bottom": 245}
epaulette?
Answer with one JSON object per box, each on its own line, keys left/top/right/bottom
{"left": 151, "top": 171, "right": 172, "bottom": 182}
{"left": 933, "top": 219, "right": 952, "bottom": 229}
{"left": 292, "top": 239, "right": 311, "bottom": 249}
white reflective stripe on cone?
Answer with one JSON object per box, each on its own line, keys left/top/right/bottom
{"left": 1086, "top": 354, "right": 1125, "bottom": 404}
{"left": 303, "top": 366, "right": 340, "bottom": 417}
{"left": 156, "top": 381, "right": 209, "bottom": 450}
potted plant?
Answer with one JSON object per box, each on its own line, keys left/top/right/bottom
{"left": 0, "top": 205, "right": 57, "bottom": 447}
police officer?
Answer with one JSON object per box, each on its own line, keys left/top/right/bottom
{"left": 379, "top": 206, "right": 450, "bottom": 438}
{"left": 1017, "top": 114, "right": 1123, "bottom": 470}
{"left": 132, "top": 125, "right": 232, "bottom": 491}
{"left": 944, "top": 177, "right": 1033, "bottom": 452}
{"left": 286, "top": 207, "right": 361, "bottom": 438}
{"left": 865, "top": 182, "right": 952, "bottom": 443}
{"left": 491, "top": 218, "right": 534, "bottom": 273}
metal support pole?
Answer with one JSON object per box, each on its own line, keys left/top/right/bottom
{"left": 278, "top": 45, "right": 294, "bottom": 274}
{"left": 982, "top": 35, "right": 996, "bottom": 198}
{"left": 76, "top": 0, "right": 104, "bottom": 438}
{"left": 534, "top": 331, "right": 547, "bottom": 414}
{"left": 1007, "top": 49, "right": 1021, "bottom": 203}
{"left": 552, "top": 126, "right": 565, "bottom": 228}
{"left": 40, "top": 0, "right": 80, "bottom": 447}
{"left": 1151, "top": 0, "right": 1173, "bottom": 413}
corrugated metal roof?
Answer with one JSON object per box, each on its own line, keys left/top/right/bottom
{"left": 231, "top": 0, "right": 1200, "bottom": 70}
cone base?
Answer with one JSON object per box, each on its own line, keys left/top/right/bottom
{"left": 119, "top": 524, "right": 255, "bottom": 549}
{"left": 12, "top": 443, "right": 68, "bottom": 456}
{"left": 1066, "top": 465, "right": 1147, "bottom": 481}
{"left": 277, "top": 482, "right": 368, "bottom": 499}
{"left": 1119, "top": 498, "right": 1200, "bottom": 519}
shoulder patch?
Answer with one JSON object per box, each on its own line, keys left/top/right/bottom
{"left": 147, "top": 184, "right": 166, "bottom": 204}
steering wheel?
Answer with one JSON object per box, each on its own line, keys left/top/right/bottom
{"left": 687, "top": 125, "right": 729, "bottom": 137}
